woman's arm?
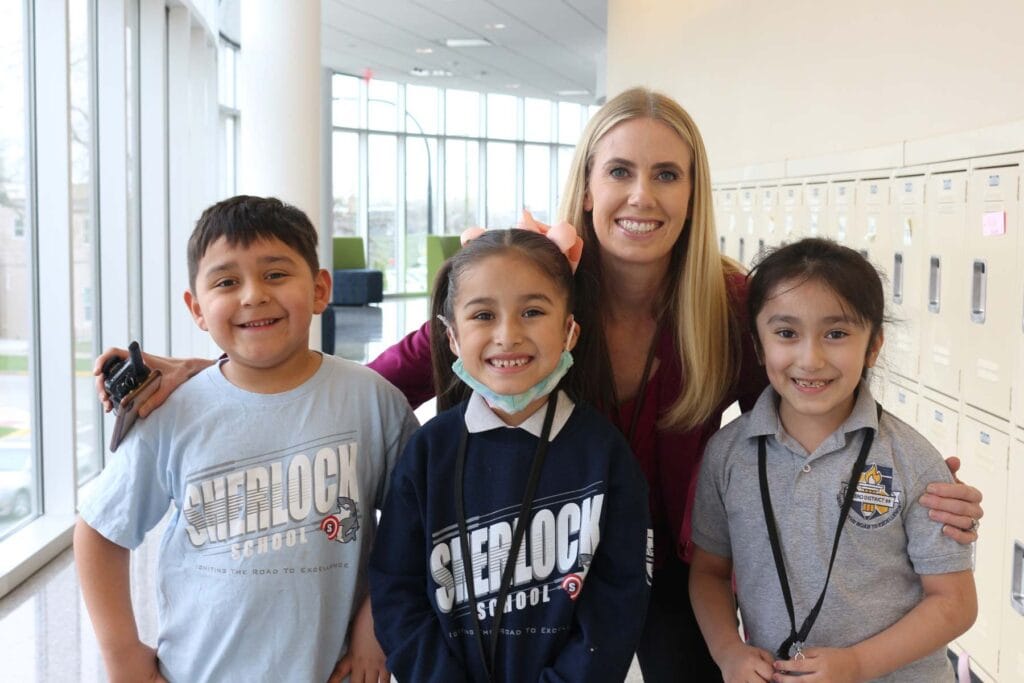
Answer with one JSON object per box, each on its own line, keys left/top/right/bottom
{"left": 771, "top": 570, "right": 976, "bottom": 683}
{"left": 93, "top": 347, "right": 213, "bottom": 416}
{"left": 920, "top": 456, "right": 984, "bottom": 544}
{"left": 366, "top": 321, "right": 435, "bottom": 408}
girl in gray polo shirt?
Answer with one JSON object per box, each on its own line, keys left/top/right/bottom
{"left": 689, "top": 238, "right": 976, "bottom": 683}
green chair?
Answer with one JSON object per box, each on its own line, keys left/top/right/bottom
{"left": 333, "top": 236, "right": 368, "bottom": 269}
{"left": 332, "top": 236, "right": 383, "bottom": 305}
{"left": 426, "top": 234, "right": 462, "bottom": 293}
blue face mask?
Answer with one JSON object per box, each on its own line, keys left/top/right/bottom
{"left": 441, "top": 314, "right": 576, "bottom": 415}
{"left": 452, "top": 350, "right": 574, "bottom": 415}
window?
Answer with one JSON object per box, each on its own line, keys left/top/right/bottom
{"left": 70, "top": 0, "right": 102, "bottom": 485}
{"left": 445, "top": 89, "right": 480, "bottom": 137}
{"left": 218, "top": 37, "right": 239, "bottom": 197}
{"left": 486, "top": 142, "right": 516, "bottom": 228}
{"left": 367, "top": 134, "right": 398, "bottom": 289}
{"left": 332, "top": 131, "right": 360, "bottom": 236}
{"left": 329, "top": 75, "right": 588, "bottom": 295}
{"left": 487, "top": 93, "right": 518, "bottom": 140}
{"left": 445, "top": 139, "right": 480, "bottom": 233}
{"left": 0, "top": 0, "right": 38, "bottom": 537}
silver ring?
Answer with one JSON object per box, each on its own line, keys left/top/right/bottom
{"left": 969, "top": 518, "right": 980, "bottom": 533}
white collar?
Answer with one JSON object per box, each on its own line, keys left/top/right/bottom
{"left": 464, "top": 390, "right": 575, "bottom": 440}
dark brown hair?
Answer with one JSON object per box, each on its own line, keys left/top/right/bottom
{"left": 429, "top": 229, "right": 577, "bottom": 411}
{"left": 747, "top": 238, "right": 885, "bottom": 367}
{"left": 187, "top": 195, "right": 320, "bottom": 290}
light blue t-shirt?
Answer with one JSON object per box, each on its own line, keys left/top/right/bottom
{"left": 80, "top": 355, "right": 418, "bottom": 682}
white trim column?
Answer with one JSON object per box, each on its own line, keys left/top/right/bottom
{"left": 239, "top": 0, "right": 323, "bottom": 347}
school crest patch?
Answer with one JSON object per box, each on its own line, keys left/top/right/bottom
{"left": 838, "top": 463, "right": 901, "bottom": 529}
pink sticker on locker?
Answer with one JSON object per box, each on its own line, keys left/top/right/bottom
{"left": 982, "top": 211, "right": 1005, "bottom": 236}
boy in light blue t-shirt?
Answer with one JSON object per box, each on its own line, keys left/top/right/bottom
{"left": 75, "top": 196, "right": 418, "bottom": 682}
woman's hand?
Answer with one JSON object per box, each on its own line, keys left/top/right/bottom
{"left": 93, "top": 347, "right": 214, "bottom": 416}
{"left": 918, "top": 456, "right": 984, "bottom": 544}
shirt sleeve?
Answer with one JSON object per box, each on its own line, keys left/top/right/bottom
{"left": 77, "top": 432, "right": 171, "bottom": 549}
{"left": 542, "top": 444, "right": 652, "bottom": 683}
{"left": 689, "top": 430, "right": 734, "bottom": 558}
{"left": 898, "top": 433, "right": 975, "bottom": 575}
{"left": 368, "top": 440, "right": 472, "bottom": 682}
{"left": 366, "top": 321, "right": 436, "bottom": 409}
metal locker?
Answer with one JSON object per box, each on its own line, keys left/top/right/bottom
{"left": 739, "top": 187, "right": 756, "bottom": 267}
{"left": 716, "top": 187, "right": 739, "bottom": 262}
{"left": 1000, "top": 433, "right": 1024, "bottom": 683}
{"left": 754, "top": 185, "right": 779, "bottom": 265}
{"left": 805, "top": 182, "right": 827, "bottom": 237}
{"left": 963, "top": 165, "right": 1020, "bottom": 420}
{"left": 852, "top": 178, "right": 893, "bottom": 283}
{"left": 889, "top": 175, "right": 926, "bottom": 384}
{"left": 917, "top": 392, "right": 959, "bottom": 459}
{"left": 920, "top": 170, "right": 968, "bottom": 400}
{"left": 826, "top": 180, "right": 855, "bottom": 243}
{"left": 1014, "top": 173, "right": 1024, "bottom": 429}
{"left": 882, "top": 378, "right": 917, "bottom": 427}
{"left": 780, "top": 184, "right": 804, "bottom": 245}
{"left": 955, "top": 410, "right": 1010, "bottom": 681}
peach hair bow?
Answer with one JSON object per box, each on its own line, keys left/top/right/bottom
{"left": 459, "top": 209, "right": 584, "bottom": 273}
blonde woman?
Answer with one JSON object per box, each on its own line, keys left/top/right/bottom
{"left": 96, "top": 87, "right": 983, "bottom": 681}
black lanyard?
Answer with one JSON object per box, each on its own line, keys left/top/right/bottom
{"left": 611, "top": 322, "right": 662, "bottom": 445}
{"left": 454, "top": 393, "right": 558, "bottom": 683}
{"left": 758, "top": 403, "right": 882, "bottom": 660}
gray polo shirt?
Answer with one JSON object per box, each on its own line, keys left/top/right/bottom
{"left": 693, "top": 381, "right": 972, "bottom": 682}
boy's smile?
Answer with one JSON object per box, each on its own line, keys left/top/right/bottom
{"left": 755, "top": 278, "right": 882, "bottom": 452}
{"left": 185, "top": 236, "right": 331, "bottom": 393}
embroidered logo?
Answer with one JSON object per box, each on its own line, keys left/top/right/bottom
{"left": 320, "top": 496, "right": 360, "bottom": 543}
{"left": 838, "top": 464, "right": 902, "bottom": 529}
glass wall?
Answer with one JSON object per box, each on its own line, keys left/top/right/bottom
{"left": 70, "top": 0, "right": 102, "bottom": 486}
{"left": 218, "top": 37, "right": 239, "bottom": 197}
{"left": 0, "top": 0, "right": 37, "bottom": 537}
{"left": 330, "top": 74, "right": 590, "bottom": 295}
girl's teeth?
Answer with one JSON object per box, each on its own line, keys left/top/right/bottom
{"left": 618, "top": 219, "right": 659, "bottom": 234}
{"left": 244, "top": 319, "right": 274, "bottom": 328}
{"left": 491, "top": 358, "right": 528, "bottom": 368}
{"left": 795, "top": 379, "right": 827, "bottom": 388}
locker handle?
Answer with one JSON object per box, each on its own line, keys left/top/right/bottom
{"left": 893, "top": 253, "right": 904, "bottom": 305}
{"left": 738, "top": 238, "right": 745, "bottom": 265}
{"left": 928, "top": 256, "right": 941, "bottom": 314}
{"left": 1013, "top": 540, "right": 1024, "bottom": 617}
{"left": 970, "top": 260, "right": 986, "bottom": 324}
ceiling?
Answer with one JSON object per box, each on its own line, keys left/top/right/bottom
{"left": 320, "top": 0, "right": 608, "bottom": 104}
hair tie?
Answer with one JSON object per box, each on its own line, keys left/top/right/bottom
{"left": 458, "top": 211, "right": 583, "bottom": 273}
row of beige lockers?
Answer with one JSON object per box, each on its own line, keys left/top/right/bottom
{"left": 714, "top": 159, "right": 1024, "bottom": 682}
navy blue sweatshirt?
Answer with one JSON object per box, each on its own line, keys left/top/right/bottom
{"left": 369, "top": 398, "right": 651, "bottom": 682}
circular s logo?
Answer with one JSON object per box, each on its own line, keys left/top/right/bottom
{"left": 561, "top": 573, "right": 583, "bottom": 601}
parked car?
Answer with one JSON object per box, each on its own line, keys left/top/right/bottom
{"left": 0, "top": 438, "right": 33, "bottom": 519}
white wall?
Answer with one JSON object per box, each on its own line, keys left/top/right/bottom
{"left": 606, "top": 0, "right": 1024, "bottom": 170}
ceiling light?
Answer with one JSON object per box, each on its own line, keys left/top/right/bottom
{"left": 411, "top": 67, "right": 453, "bottom": 77}
{"left": 506, "top": 83, "right": 520, "bottom": 89}
{"left": 484, "top": 23, "right": 506, "bottom": 30}
{"left": 415, "top": 47, "right": 434, "bottom": 54}
{"left": 444, "top": 37, "right": 492, "bottom": 48}
{"left": 557, "top": 89, "right": 589, "bottom": 96}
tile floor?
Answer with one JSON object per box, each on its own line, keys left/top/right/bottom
{"left": 0, "top": 298, "right": 644, "bottom": 681}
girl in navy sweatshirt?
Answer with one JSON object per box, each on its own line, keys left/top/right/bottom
{"left": 369, "top": 226, "right": 651, "bottom": 682}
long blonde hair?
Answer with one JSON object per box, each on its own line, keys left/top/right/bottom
{"left": 559, "top": 87, "right": 742, "bottom": 431}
